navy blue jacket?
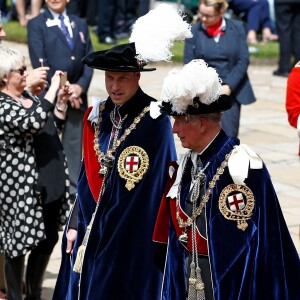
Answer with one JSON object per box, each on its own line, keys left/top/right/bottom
{"left": 184, "top": 18, "right": 255, "bottom": 105}
{"left": 27, "top": 8, "right": 94, "bottom": 109}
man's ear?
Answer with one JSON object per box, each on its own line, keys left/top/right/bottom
{"left": 135, "top": 72, "right": 141, "bottom": 80}
{"left": 199, "top": 117, "right": 208, "bottom": 133}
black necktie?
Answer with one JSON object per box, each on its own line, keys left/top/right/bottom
{"left": 59, "top": 14, "right": 73, "bottom": 49}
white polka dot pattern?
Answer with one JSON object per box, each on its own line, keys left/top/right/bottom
{"left": 0, "top": 92, "right": 52, "bottom": 258}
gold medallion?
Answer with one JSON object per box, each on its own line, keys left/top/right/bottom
{"left": 117, "top": 146, "right": 149, "bottom": 191}
{"left": 219, "top": 184, "right": 255, "bottom": 231}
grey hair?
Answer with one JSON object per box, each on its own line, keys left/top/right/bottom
{"left": 0, "top": 46, "right": 25, "bottom": 88}
{"left": 199, "top": 0, "right": 229, "bottom": 13}
{"left": 198, "top": 112, "right": 222, "bottom": 123}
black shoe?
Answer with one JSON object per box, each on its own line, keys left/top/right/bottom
{"left": 99, "top": 36, "right": 116, "bottom": 45}
{"left": 273, "top": 70, "right": 289, "bottom": 77}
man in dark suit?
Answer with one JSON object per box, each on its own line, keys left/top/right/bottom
{"left": 273, "top": 0, "right": 300, "bottom": 77}
{"left": 27, "top": 0, "right": 94, "bottom": 200}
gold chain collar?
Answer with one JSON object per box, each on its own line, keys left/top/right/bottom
{"left": 176, "top": 152, "right": 232, "bottom": 228}
{"left": 93, "top": 101, "right": 150, "bottom": 173}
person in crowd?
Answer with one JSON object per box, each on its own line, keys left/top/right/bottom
{"left": 53, "top": 4, "right": 193, "bottom": 299}
{"left": 0, "top": 46, "right": 71, "bottom": 300}
{"left": 0, "top": 16, "right": 6, "bottom": 300}
{"left": 15, "top": 0, "right": 43, "bottom": 27}
{"left": 286, "top": 60, "right": 300, "bottom": 155}
{"left": 228, "top": 0, "right": 277, "bottom": 45}
{"left": 273, "top": 0, "right": 300, "bottom": 77}
{"left": 27, "top": 0, "right": 94, "bottom": 202}
{"left": 184, "top": 0, "right": 255, "bottom": 138}
{"left": 153, "top": 58, "right": 300, "bottom": 299}
{"left": 97, "top": 0, "right": 150, "bottom": 44}
{"left": 97, "top": 0, "right": 124, "bottom": 44}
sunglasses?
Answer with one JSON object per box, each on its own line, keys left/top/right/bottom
{"left": 12, "top": 66, "right": 27, "bottom": 76}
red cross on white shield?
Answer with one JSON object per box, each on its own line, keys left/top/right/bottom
{"left": 125, "top": 156, "right": 139, "bottom": 172}
{"left": 227, "top": 193, "right": 245, "bottom": 211}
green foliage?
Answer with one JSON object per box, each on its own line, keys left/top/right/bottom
{"left": 3, "top": 20, "right": 279, "bottom": 62}
{"left": 3, "top": 21, "right": 28, "bottom": 43}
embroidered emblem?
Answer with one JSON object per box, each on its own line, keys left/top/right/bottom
{"left": 219, "top": 184, "right": 255, "bottom": 231}
{"left": 118, "top": 146, "right": 149, "bottom": 191}
{"left": 228, "top": 193, "right": 245, "bottom": 211}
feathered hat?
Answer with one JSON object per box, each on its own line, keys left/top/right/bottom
{"left": 82, "top": 4, "right": 192, "bottom": 72}
{"left": 151, "top": 59, "right": 232, "bottom": 117}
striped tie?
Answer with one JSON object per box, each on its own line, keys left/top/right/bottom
{"left": 59, "top": 14, "right": 73, "bottom": 49}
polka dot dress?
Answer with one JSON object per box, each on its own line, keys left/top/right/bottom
{"left": 0, "top": 92, "right": 53, "bottom": 258}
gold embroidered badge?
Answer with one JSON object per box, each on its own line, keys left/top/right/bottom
{"left": 117, "top": 146, "right": 149, "bottom": 191}
{"left": 219, "top": 184, "right": 255, "bottom": 231}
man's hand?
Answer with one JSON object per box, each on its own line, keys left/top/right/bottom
{"left": 26, "top": 67, "right": 50, "bottom": 95}
{"left": 68, "top": 84, "right": 83, "bottom": 109}
{"left": 66, "top": 228, "right": 77, "bottom": 254}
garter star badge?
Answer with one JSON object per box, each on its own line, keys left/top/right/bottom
{"left": 219, "top": 184, "right": 255, "bottom": 231}
{"left": 117, "top": 146, "right": 149, "bottom": 191}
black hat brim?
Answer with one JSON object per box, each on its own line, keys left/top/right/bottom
{"left": 160, "top": 94, "right": 232, "bottom": 115}
{"left": 82, "top": 43, "right": 156, "bottom": 72}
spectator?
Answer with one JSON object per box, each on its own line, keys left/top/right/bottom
{"left": 15, "top": 0, "right": 43, "bottom": 27}
{"left": 97, "top": 0, "right": 149, "bottom": 44}
{"left": 286, "top": 60, "right": 300, "bottom": 155}
{"left": 228, "top": 0, "right": 278, "bottom": 44}
{"left": 0, "top": 46, "right": 70, "bottom": 300}
{"left": 273, "top": 0, "right": 300, "bottom": 77}
{"left": 153, "top": 58, "right": 300, "bottom": 299}
{"left": 27, "top": 0, "right": 94, "bottom": 202}
{"left": 184, "top": 0, "right": 256, "bottom": 137}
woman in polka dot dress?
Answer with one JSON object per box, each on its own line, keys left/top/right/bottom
{"left": 0, "top": 46, "right": 71, "bottom": 300}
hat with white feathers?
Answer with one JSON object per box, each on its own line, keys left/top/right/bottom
{"left": 82, "top": 4, "right": 192, "bottom": 71}
{"left": 151, "top": 59, "right": 232, "bottom": 117}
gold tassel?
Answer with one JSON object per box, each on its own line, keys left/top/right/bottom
{"left": 73, "top": 244, "right": 86, "bottom": 273}
{"left": 73, "top": 218, "right": 94, "bottom": 273}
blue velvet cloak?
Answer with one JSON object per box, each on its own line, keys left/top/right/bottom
{"left": 53, "top": 88, "right": 177, "bottom": 300}
{"left": 154, "top": 130, "right": 300, "bottom": 300}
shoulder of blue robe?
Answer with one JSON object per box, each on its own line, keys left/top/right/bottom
{"left": 208, "top": 158, "right": 300, "bottom": 299}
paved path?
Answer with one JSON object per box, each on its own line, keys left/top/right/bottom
{"left": 3, "top": 41, "right": 299, "bottom": 299}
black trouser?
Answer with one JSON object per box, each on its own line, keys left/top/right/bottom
{"left": 275, "top": 3, "right": 300, "bottom": 73}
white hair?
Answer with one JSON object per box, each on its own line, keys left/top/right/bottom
{"left": 0, "top": 46, "right": 24, "bottom": 84}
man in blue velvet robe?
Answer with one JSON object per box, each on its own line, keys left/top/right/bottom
{"left": 153, "top": 59, "right": 300, "bottom": 300}
{"left": 53, "top": 43, "right": 177, "bottom": 299}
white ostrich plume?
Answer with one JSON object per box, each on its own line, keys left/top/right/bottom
{"left": 129, "top": 4, "right": 192, "bottom": 63}
{"left": 160, "top": 59, "right": 222, "bottom": 114}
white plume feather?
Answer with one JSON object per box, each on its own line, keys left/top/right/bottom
{"left": 129, "top": 4, "right": 192, "bottom": 62}
{"left": 160, "top": 59, "right": 222, "bottom": 114}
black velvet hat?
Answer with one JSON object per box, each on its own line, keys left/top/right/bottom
{"left": 82, "top": 43, "right": 156, "bottom": 72}
{"left": 159, "top": 94, "right": 232, "bottom": 116}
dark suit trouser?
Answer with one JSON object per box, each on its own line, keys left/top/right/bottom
{"left": 62, "top": 108, "right": 84, "bottom": 197}
{"left": 97, "top": 0, "right": 126, "bottom": 39}
{"left": 275, "top": 3, "right": 300, "bottom": 73}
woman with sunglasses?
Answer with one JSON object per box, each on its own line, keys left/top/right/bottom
{"left": 0, "top": 46, "right": 71, "bottom": 300}
{"left": 184, "top": 0, "right": 256, "bottom": 138}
